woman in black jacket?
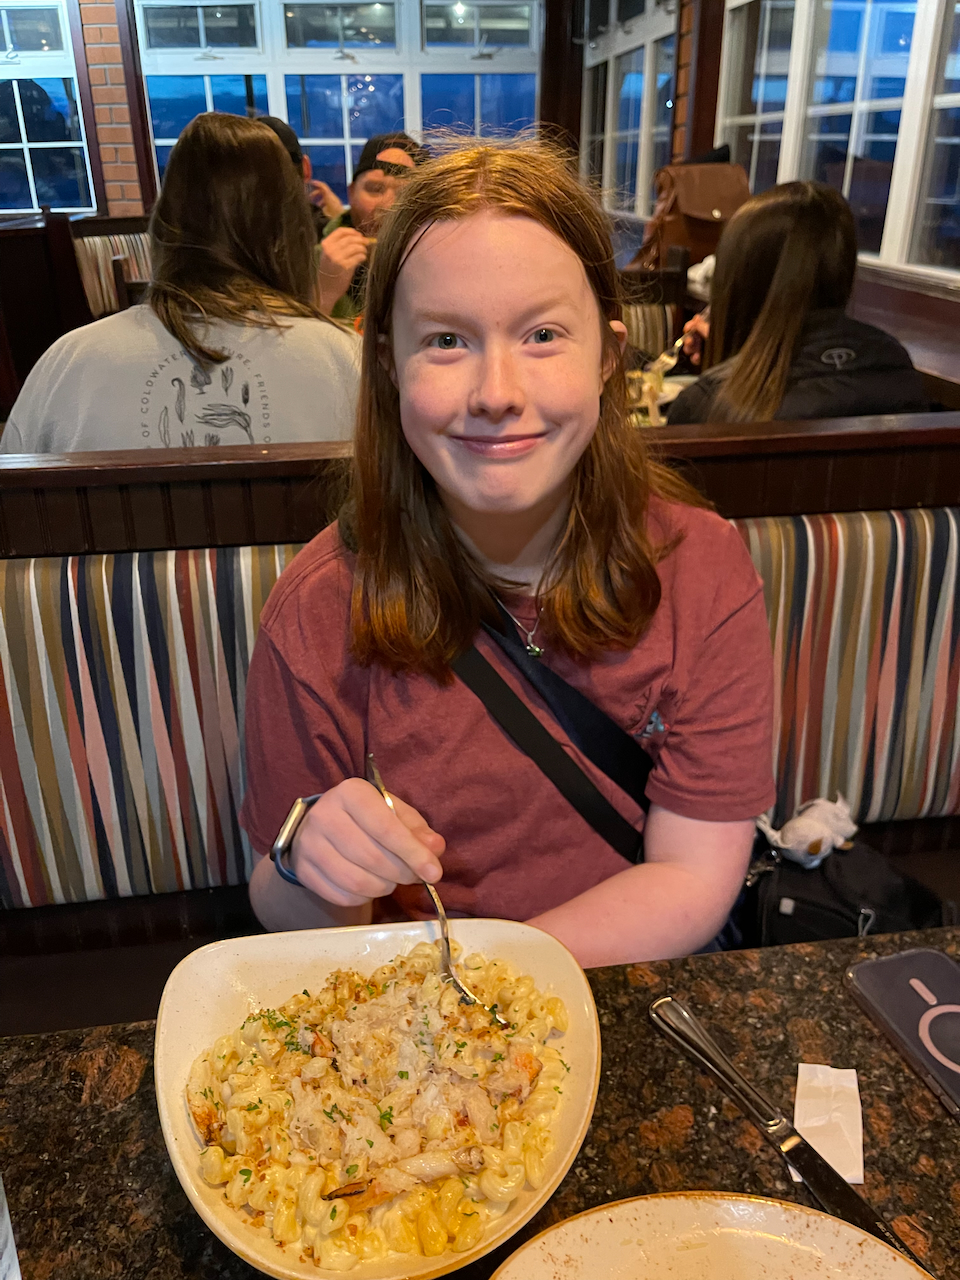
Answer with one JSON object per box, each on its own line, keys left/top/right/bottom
{"left": 667, "top": 181, "right": 926, "bottom": 425}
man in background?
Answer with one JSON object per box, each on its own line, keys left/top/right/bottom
{"left": 258, "top": 115, "right": 343, "bottom": 232}
{"left": 317, "top": 132, "right": 427, "bottom": 320}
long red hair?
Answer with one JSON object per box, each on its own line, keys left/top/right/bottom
{"left": 342, "top": 138, "right": 706, "bottom": 679}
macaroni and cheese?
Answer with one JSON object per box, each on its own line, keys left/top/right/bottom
{"left": 187, "top": 942, "right": 569, "bottom": 1271}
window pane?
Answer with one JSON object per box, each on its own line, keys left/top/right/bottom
{"left": 619, "top": 0, "right": 644, "bottom": 19}
{"left": 864, "top": 0, "right": 914, "bottom": 100}
{"left": 803, "top": 112, "right": 851, "bottom": 186}
{"left": 285, "top": 73, "right": 342, "bottom": 137}
{"left": 938, "top": 3, "right": 960, "bottom": 94}
{"left": 478, "top": 4, "right": 530, "bottom": 46}
{"left": 479, "top": 72, "right": 535, "bottom": 133}
{"left": 209, "top": 73, "right": 267, "bottom": 115}
{"left": 285, "top": 3, "right": 394, "bottom": 46}
{"left": 304, "top": 142, "right": 347, "bottom": 198}
{"left": 0, "top": 81, "right": 19, "bottom": 142}
{"left": 729, "top": 120, "right": 783, "bottom": 192}
{"left": 203, "top": 5, "right": 257, "bottom": 46}
{"left": 614, "top": 135, "right": 638, "bottom": 209}
{"left": 21, "top": 77, "right": 81, "bottom": 141}
{"left": 615, "top": 47, "right": 642, "bottom": 133}
{"left": 912, "top": 106, "right": 960, "bottom": 269}
{"left": 725, "top": 0, "right": 795, "bottom": 119}
{"left": 284, "top": 3, "right": 339, "bottom": 44}
{"left": 421, "top": 72, "right": 474, "bottom": 129}
{"left": 7, "top": 7, "right": 62, "bottom": 51}
{"left": 0, "top": 149, "right": 31, "bottom": 208}
{"left": 586, "top": 0, "right": 608, "bottom": 39}
{"left": 340, "top": 3, "right": 395, "bottom": 45}
{"left": 345, "top": 73, "right": 403, "bottom": 136}
{"left": 31, "top": 145, "right": 90, "bottom": 206}
{"left": 146, "top": 75, "right": 207, "bottom": 137}
{"left": 587, "top": 59, "right": 607, "bottom": 137}
{"left": 424, "top": 3, "right": 475, "bottom": 44}
{"left": 848, "top": 109, "right": 898, "bottom": 251}
{"left": 652, "top": 35, "right": 674, "bottom": 184}
{"left": 144, "top": 7, "right": 201, "bottom": 48}
{"left": 810, "top": 0, "right": 859, "bottom": 105}
{"left": 655, "top": 34, "right": 674, "bottom": 127}
{"left": 156, "top": 143, "right": 174, "bottom": 178}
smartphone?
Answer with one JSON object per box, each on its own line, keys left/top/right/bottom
{"left": 845, "top": 948, "right": 960, "bottom": 1117}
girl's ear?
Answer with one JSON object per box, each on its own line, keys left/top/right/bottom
{"left": 601, "top": 320, "right": 629, "bottom": 385}
{"left": 377, "top": 333, "right": 398, "bottom": 388}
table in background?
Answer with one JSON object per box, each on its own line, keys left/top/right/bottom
{"left": 3, "top": 928, "right": 960, "bottom": 1280}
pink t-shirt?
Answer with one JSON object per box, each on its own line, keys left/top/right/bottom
{"left": 240, "top": 497, "right": 775, "bottom": 921}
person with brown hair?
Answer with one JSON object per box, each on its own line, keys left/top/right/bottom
{"left": 240, "top": 139, "right": 775, "bottom": 966}
{"left": 668, "top": 181, "right": 925, "bottom": 425}
{"left": 2, "top": 112, "right": 359, "bottom": 454}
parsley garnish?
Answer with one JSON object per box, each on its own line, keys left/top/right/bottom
{"left": 346, "top": 1164, "right": 358, "bottom": 1176}
{"left": 239, "top": 1168, "right": 252, "bottom": 1183}
{"left": 330, "top": 1206, "right": 338, "bottom": 1221}
{"left": 379, "top": 1105, "right": 394, "bottom": 1131}
{"left": 323, "top": 1102, "right": 352, "bottom": 1123}
{"left": 398, "top": 1070, "right": 408, "bottom": 1080}
{"left": 365, "top": 1139, "right": 374, "bottom": 1148}
{"left": 244, "top": 1099, "right": 262, "bottom": 1111}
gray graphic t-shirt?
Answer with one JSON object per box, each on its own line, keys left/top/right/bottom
{"left": 2, "top": 306, "right": 359, "bottom": 454}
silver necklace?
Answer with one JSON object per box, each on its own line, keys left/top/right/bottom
{"left": 499, "top": 600, "right": 544, "bottom": 658}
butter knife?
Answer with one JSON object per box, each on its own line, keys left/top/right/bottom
{"left": 648, "top": 995, "right": 928, "bottom": 1272}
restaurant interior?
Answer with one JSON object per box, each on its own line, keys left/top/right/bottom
{"left": 2, "top": 0, "right": 960, "bottom": 1275}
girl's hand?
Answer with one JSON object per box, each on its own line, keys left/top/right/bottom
{"left": 290, "top": 778, "right": 445, "bottom": 907}
{"left": 682, "top": 311, "right": 710, "bottom": 366}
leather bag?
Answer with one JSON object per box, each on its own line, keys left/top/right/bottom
{"left": 633, "top": 163, "right": 751, "bottom": 269}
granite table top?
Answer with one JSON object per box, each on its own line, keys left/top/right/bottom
{"left": 3, "top": 927, "right": 960, "bottom": 1280}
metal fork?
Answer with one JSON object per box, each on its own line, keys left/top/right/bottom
{"left": 365, "top": 753, "right": 508, "bottom": 1028}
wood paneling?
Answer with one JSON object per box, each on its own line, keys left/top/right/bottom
{"left": 851, "top": 268, "right": 960, "bottom": 409}
{"left": 539, "top": 0, "right": 585, "bottom": 152}
{"left": 0, "top": 422, "right": 957, "bottom": 557}
{"left": 684, "top": 0, "right": 725, "bottom": 161}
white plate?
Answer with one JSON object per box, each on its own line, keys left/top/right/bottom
{"left": 155, "top": 918, "right": 601, "bottom": 1279}
{"left": 491, "top": 1192, "right": 932, "bottom": 1280}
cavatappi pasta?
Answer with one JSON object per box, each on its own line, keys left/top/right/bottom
{"left": 187, "top": 942, "right": 569, "bottom": 1271}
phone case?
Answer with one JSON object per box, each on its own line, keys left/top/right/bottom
{"left": 845, "top": 948, "right": 960, "bottom": 1117}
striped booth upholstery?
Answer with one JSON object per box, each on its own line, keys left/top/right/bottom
{"left": 2, "top": 510, "right": 959, "bottom": 908}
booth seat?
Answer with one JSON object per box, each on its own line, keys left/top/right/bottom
{"left": 2, "top": 508, "right": 959, "bottom": 909}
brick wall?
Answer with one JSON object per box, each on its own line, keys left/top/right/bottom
{"left": 672, "top": 0, "right": 695, "bottom": 161}
{"left": 78, "top": 0, "right": 145, "bottom": 215}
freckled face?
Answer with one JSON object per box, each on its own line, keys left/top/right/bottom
{"left": 388, "top": 211, "right": 621, "bottom": 525}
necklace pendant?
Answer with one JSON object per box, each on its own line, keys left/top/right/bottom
{"left": 526, "top": 642, "right": 544, "bottom": 659}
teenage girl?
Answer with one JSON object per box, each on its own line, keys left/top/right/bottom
{"left": 241, "top": 140, "right": 775, "bottom": 966}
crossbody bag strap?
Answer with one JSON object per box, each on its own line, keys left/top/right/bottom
{"left": 450, "top": 646, "right": 644, "bottom": 865}
{"left": 483, "top": 603, "right": 653, "bottom": 813}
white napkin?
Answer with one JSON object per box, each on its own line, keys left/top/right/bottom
{"left": 789, "top": 1063, "right": 864, "bottom": 1184}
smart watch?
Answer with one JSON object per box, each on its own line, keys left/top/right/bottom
{"left": 270, "top": 793, "right": 322, "bottom": 886}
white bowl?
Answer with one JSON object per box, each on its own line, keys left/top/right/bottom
{"left": 491, "top": 1192, "right": 932, "bottom": 1280}
{"left": 155, "top": 918, "right": 601, "bottom": 1279}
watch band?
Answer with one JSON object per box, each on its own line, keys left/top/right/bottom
{"left": 271, "top": 793, "right": 323, "bottom": 886}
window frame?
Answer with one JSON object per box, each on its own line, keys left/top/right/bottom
{"left": 0, "top": 0, "right": 102, "bottom": 214}
{"left": 134, "top": 0, "right": 541, "bottom": 192}
{"left": 580, "top": 0, "right": 676, "bottom": 217}
{"left": 716, "top": 0, "right": 960, "bottom": 281}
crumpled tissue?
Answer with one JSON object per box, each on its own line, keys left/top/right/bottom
{"left": 789, "top": 1063, "right": 864, "bottom": 1184}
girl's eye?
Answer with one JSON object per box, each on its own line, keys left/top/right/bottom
{"left": 430, "top": 333, "right": 461, "bottom": 350}
{"left": 530, "top": 328, "right": 556, "bottom": 344}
